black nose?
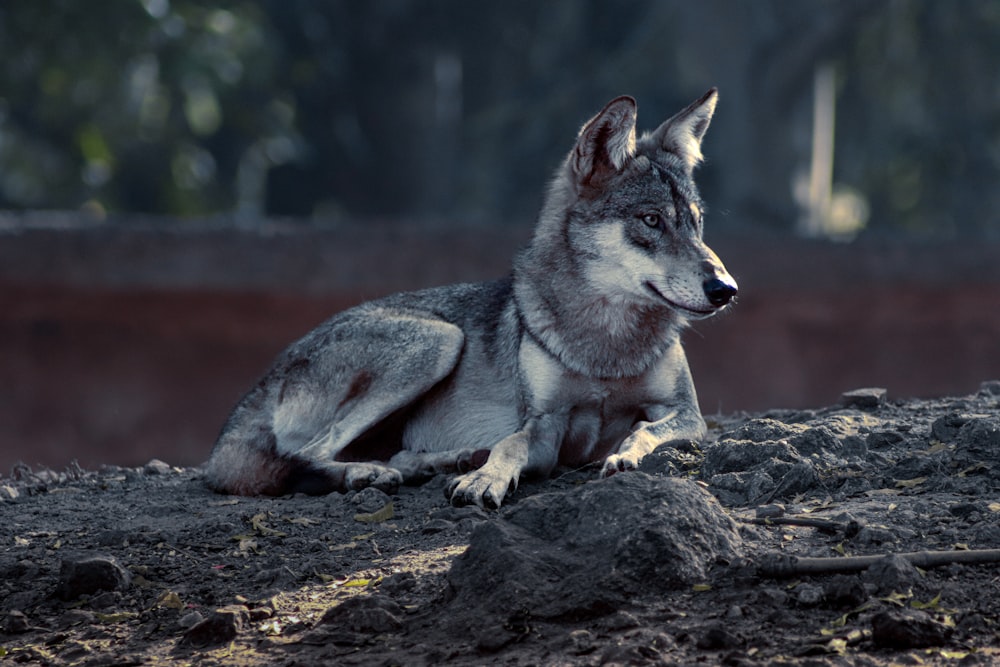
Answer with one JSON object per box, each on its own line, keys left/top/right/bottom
{"left": 703, "top": 278, "right": 737, "bottom": 307}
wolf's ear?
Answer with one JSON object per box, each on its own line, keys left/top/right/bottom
{"left": 572, "top": 96, "right": 637, "bottom": 189}
{"left": 650, "top": 88, "right": 718, "bottom": 172}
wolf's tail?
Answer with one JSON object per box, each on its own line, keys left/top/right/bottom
{"left": 203, "top": 424, "right": 346, "bottom": 496}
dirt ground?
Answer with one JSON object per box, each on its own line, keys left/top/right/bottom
{"left": 2, "top": 381, "right": 999, "bottom": 666}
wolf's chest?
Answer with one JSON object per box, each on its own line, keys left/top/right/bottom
{"left": 556, "top": 394, "right": 648, "bottom": 466}
{"left": 519, "top": 337, "right": 678, "bottom": 465}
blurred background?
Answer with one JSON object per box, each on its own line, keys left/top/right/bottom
{"left": 1, "top": 0, "right": 998, "bottom": 470}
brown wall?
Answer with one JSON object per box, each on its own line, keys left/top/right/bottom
{"left": 2, "top": 215, "right": 998, "bottom": 470}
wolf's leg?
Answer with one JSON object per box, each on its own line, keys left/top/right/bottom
{"left": 446, "top": 413, "right": 566, "bottom": 509}
{"left": 387, "top": 448, "right": 491, "bottom": 484}
{"left": 267, "top": 310, "right": 465, "bottom": 494}
{"left": 601, "top": 404, "right": 706, "bottom": 477}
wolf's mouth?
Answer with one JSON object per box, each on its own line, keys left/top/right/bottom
{"left": 644, "top": 281, "right": 716, "bottom": 317}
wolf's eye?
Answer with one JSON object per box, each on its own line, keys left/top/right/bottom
{"left": 640, "top": 213, "right": 661, "bottom": 228}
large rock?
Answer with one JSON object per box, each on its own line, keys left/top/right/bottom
{"left": 447, "top": 474, "right": 741, "bottom": 625}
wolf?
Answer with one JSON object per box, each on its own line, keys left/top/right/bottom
{"left": 205, "top": 89, "right": 737, "bottom": 509}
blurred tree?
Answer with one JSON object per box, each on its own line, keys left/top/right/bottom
{"left": 0, "top": 0, "right": 296, "bottom": 217}
{"left": 835, "top": 0, "right": 1000, "bottom": 237}
{"left": 0, "top": 0, "right": 997, "bottom": 236}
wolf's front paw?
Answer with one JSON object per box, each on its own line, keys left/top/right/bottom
{"left": 345, "top": 463, "right": 402, "bottom": 494}
{"left": 600, "top": 453, "right": 638, "bottom": 478}
{"left": 446, "top": 471, "right": 516, "bottom": 510}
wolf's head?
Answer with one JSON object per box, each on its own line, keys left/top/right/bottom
{"left": 531, "top": 90, "right": 737, "bottom": 321}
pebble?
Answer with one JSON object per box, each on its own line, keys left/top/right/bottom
{"left": 871, "top": 608, "right": 952, "bottom": 648}
{"left": 863, "top": 554, "right": 922, "bottom": 594}
{"left": 181, "top": 607, "right": 248, "bottom": 647}
{"left": 979, "top": 379, "right": 1000, "bottom": 396}
{"left": 840, "top": 387, "right": 887, "bottom": 409}
{"left": 316, "top": 594, "right": 403, "bottom": 634}
{"left": 350, "top": 487, "right": 392, "bottom": 513}
{"left": 795, "top": 583, "right": 824, "bottom": 606}
{"left": 4, "top": 610, "right": 30, "bottom": 634}
{"left": 568, "top": 629, "right": 594, "bottom": 653}
{"left": 695, "top": 622, "right": 742, "bottom": 649}
{"left": 177, "top": 610, "right": 204, "bottom": 629}
{"left": 56, "top": 556, "right": 131, "bottom": 601}
{"left": 755, "top": 504, "right": 785, "bottom": 519}
{"left": 931, "top": 413, "right": 971, "bottom": 442}
{"left": 823, "top": 576, "right": 867, "bottom": 608}
{"left": 142, "top": 459, "right": 173, "bottom": 475}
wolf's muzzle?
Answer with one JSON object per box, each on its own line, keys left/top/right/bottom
{"left": 703, "top": 278, "right": 738, "bottom": 308}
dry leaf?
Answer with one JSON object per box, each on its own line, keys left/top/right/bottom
{"left": 895, "top": 476, "right": 927, "bottom": 489}
{"left": 250, "top": 513, "right": 286, "bottom": 537}
{"left": 287, "top": 516, "right": 321, "bottom": 526}
{"left": 156, "top": 591, "right": 184, "bottom": 610}
{"left": 354, "top": 502, "right": 394, "bottom": 523}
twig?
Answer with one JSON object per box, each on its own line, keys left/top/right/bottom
{"left": 161, "top": 543, "right": 207, "bottom": 563}
{"left": 739, "top": 516, "right": 848, "bottom": 534}
{"left": 758, "top": 548, "right": 1000, "bottom": 578}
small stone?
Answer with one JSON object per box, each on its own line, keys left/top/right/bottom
{"left": 852, "top": 525, "right": 897, "bottom": 546}
{"left": 823, "top": 575, "right": 868, "bottom": 608}
{"left": 840, "top": 388, "right": 887, "bottom": 409}
{"left": 0, "top": 485, "right": 19, "bottom": 501}
{"left": 181, "top": 607, "right": 248, "bottom": 647}
{"left": 755, "top": 504, "right": 785, "bottom": 519}
{"left": 871, "top": 608, "right": 952, "bottom": 648}
{"left": 350, "top": 487, "right": 391, "bottom": 514}
{"left": 947, "top": 502, "right": 981, "bottom": 518}
{"left": 568, "top": 629, "right": 594, "bottom": 653}
{"left": 142, "top": 459, "right": 173, "bottom": 475}
{"left": 4, "top": 610, "right": 30, "bottom": 634}
{"left": 177, "top": 610, "right": 204, "bottom": 629}
{"left": 863, "top": 554, "right": 922, "bottom": 594}
{"left": 56, "top": 556, "right": 131, "bottom": 601}
{"left": 931, "top": 413, "right": 972, "bottom": 442}
{"left": 695, "top": 623, "right": 742, "bottom": 649}
{"left": 421, "top": 519, "right": 452, "bottom": 535}
{"left": 795, "top": 583, "right": 824, "bottom": 606}
{"left": 979, "top": 380, "right": 1000, "bottom": 396}
{"left": 316, "top": 595, "right": 403, "bottom": 634}
{"left": 867, "top": 430, "right": 906, "bottom": 450}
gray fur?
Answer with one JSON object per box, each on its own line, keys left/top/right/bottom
{"left": 205, "top": 89, "right": 737, "bottom": 508}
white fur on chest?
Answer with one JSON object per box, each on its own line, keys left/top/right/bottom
{"left": 520, "top": 338, "right": 682, "bottom": 463}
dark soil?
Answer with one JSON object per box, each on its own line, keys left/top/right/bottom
{"left": 2, "top": 381, "right": 1000, "bottom": 666}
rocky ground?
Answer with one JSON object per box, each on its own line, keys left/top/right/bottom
{"left": 2, "top": 381, "right": 999, "bottom": 666}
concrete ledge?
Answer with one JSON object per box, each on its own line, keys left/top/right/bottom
{"left": 3, "top": 211, "right": 999, "bottom": 470}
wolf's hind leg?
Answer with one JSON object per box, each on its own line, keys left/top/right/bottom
{"left": 387, "top": 448, "right": 491, "bottom": 484}
{"left": 273, "top": 311, "right": 465, "bottom": 464}
{"left": 208, "top": 310, "right": 466, "bottom": 497}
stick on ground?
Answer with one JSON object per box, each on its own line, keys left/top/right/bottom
{"left": 758, "top": 549, "right": 1000, "bottom": 578}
